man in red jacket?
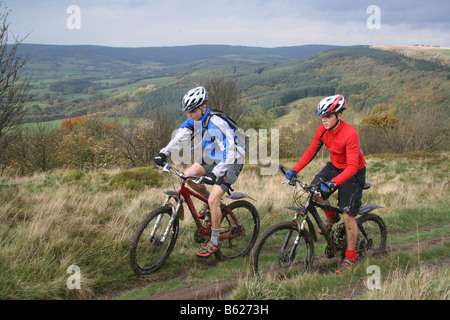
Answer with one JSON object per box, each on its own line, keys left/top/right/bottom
{"left": 284, "top": 94, "right": 366, "bottom": 273}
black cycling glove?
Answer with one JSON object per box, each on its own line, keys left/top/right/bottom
{"left": 154, "top": 153, "right": 167, "bottom": 166}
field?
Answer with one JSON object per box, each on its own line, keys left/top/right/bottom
{"left": 0, "top": 152, "right": 448, "bottom": 300}
{"left": 371, "top": 45, "right": 450, "bottom": 66}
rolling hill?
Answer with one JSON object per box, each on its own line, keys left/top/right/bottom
{"left": 19, "top": 43, "right": 339, "bottom": 81}
{"left": 20, "top": 44, "right": 449, "bottom": 137}
{"left": 19, "top": 43, "right": 338, "bottom": 122}
{"left": 2, "top": 43, "right": 448, "bottom": 301}
{"left": 137, "top": 45, "right": 449, "bottom": 120}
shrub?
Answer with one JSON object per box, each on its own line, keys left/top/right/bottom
{"left": 108, "top": 167, "right": 163, "bottom": 191}
{"left": 63, "top": 169, "right": 85, "bottom": 182}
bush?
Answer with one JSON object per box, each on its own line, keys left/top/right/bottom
{"left": 108, "top": 167, "right": 163, "bottom": 190}
{"left": 62, "top": 169, "right": 85, "bottom": 182}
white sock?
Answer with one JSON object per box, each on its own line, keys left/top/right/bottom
{"left": 211, "top": 228, "right": 220, "bottom": 246}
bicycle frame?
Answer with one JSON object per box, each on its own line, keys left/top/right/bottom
{"left": 249, "top": 167, "right": 386, "bottom": 276}
{"left": 160, "top": 163, "right": 245, "bottom": 243}
{"left": 288, "top": 181, "right": 382, "bottom": 259}
{"left": 177, "top": 182, "right": 209, "bottom": 228}
{"left": 303, "top": 192, "right": 340, "bottom": 253}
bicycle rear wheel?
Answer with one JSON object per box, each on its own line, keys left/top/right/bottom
{"left": 250, "top": 220, "right": 314, "bottom": 277}
{"left": 214, "top": 200, "right": 260, "bottom": 261}
{"left": 129, "top": 206, "right": 179, "bottom": 275}
{"left": 356, "top": 213, "right": 387, "bottom": 258}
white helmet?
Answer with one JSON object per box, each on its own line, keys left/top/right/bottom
{"left": 181, "top": 86, "right": 208, "bottom": 112}
{"left": 315, "top": 94, "right": 346, "bottom": 117}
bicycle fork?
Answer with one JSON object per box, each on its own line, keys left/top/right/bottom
{"left": 279, "top": 215, "right": 307, "bottom": 263}
{"left": 150, "top": 199, "right": 182, "bottom": 245}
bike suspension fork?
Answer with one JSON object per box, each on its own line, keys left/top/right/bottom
{"left": 150, "top": 202, "right": 181, "bottom": 244}
{"left": 280, "top": 219, "right": 306, "bottom": 261}
{"left": 289, "top": 218, "right": 308, "bottom": 258}
{"left": 149, "top": 196, "right": 172, "bottom": 242}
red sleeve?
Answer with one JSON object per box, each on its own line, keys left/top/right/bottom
{"left": 332, "top": 132, "right": 361, "bottom": 186}
{"left": 292, "top": 126, "right": 325, "bottom": 173}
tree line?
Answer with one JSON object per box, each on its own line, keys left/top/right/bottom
{"left": 0, "top": 111, "right": 175, "bottom": 175}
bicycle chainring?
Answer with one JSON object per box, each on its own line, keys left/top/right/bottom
{"left": 356, "top": 237, "right": 373, "bottom": 256}
{"left": 325, "top": 245, "right": 335, "bottom": 259}
{"left": 194, "top": 228, "right": 210, "bottom": 243}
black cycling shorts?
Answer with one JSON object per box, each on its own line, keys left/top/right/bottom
{"left": 197, "top": 159, "right": 243, "bottom": 193}
{"left": 311, "top": 162, "right": 366, "bottom": 217}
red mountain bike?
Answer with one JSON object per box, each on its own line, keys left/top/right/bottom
{"left": 130, "top": 163, "right": 260, "bottom": 275}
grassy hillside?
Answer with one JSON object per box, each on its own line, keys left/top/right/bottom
{"left": 371, "top": 45, "right": 450, "bottom": 66}
{"left": 0, "top": 152, "right": 448, "bottom": 299}
{"left": 4, "top": 43, "right": 449, "bottom": 301}
{"left": 5, "top": 45, "right": 447, "bottom": 176}
{"left": 138, "top": 46, "right": 449, "bottom": 122}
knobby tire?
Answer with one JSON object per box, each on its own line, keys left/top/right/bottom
{"left": 215, "top": 200, "right": 260, "bottom": 261}
{"left": 355, "top": 213, "right": 387, "bottom": 258}
{"left": 250, "top": 220, "right": 314, "bottom": 276}
{"left": 129, "top": 206, "right": 179, "bottom": 275}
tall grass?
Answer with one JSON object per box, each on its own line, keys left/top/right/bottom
{"left": 0, "top": 171, "right": 160, "bottom": 299}
{"left": 0, "top": 152, "right": 448, "bottom": 299}
{"left": 361, "top": 265, "right": 449, "bottom": 300}
{"left": 230, "top": 243, "right": 450, "bottom": 300}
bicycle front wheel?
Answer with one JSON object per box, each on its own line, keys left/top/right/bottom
{"left": 250, "top": 220, "right": 314, "bottom": 277}
{"left": 129, "top": 206, "right": 179, "bottom": 275}
{"left": 215, "top": 200, "right": 260, "bottom": 261}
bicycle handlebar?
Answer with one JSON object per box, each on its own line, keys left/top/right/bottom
{"left": 279, "top": 165, "right": 321, "bottom": 193}
{"left": 156, "top": 163, "right": 204, "bottom": 185}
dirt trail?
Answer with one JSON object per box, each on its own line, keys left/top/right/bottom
{"left": 104, "top": 235, "right": 448, "bottom": 300}
{"left": 142, "top": 280, "right": 239, "bottom": 300}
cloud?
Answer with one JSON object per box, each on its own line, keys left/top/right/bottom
{"left": 5, "top": 0, "right": 450, "bottom": 47}
{"left": 304, "top": 0, "right": 450, "bottom": 29}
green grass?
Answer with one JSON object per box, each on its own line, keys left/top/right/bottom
{"left": 96, "top": 77, "right": 177, "bottom": 96}
{"left": 432, "top": 49, "right": 450, "bottom": 56}
{"left": 108, "top": 167, "right": 164, "bottom": 191}
{"left": 231, "top": 242, "right": 450, "bottom": 300}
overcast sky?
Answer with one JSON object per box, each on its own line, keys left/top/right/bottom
{"left": 5, "top": 0, "right": 450, "bottom": 48}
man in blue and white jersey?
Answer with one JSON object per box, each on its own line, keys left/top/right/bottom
{"left": 154, "top": 86, "right": 245, "bottom": 258}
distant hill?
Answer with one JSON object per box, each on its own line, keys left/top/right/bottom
{"left": 18, "top": 43, "right": 339, "bottom": 81}
{"left": 20, "top": 44, "right": 449, "bottom": 133}
{"left": 18, "top": 43, "right": 339, "bottom": 64}
{"left": 138, "top": 45, "right": 449, "bottom": 121}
